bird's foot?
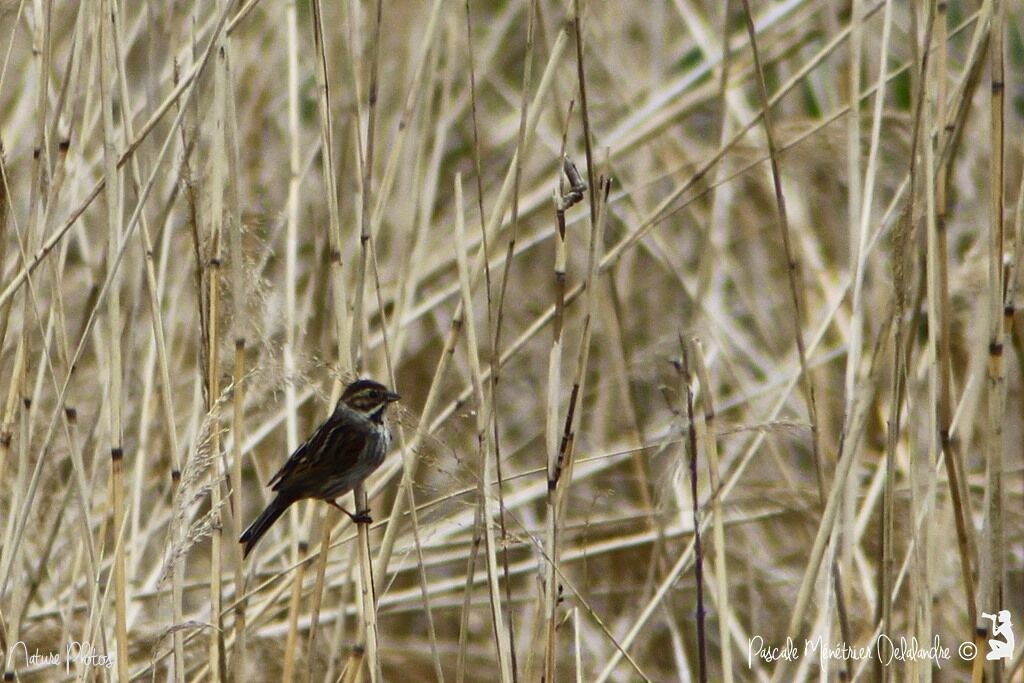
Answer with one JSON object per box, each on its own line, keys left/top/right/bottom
{"left": 351, "top": 509, "right": 373, "bottom": 525}
{"left": 329, "top": 501, "right": 373, "bottom": 525}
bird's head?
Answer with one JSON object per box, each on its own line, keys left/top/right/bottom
{"left": 339, "top": 378, "right": 401, "bottom": 420}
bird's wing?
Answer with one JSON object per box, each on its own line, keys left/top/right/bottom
{"left": 267, "top": 409, "right": 368, "bottom": 492}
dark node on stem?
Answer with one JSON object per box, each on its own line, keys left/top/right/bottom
{"left": 976, "top": 624, "right": 988, "bottom": 637}
{"left": 210, "top": 256, "right": 222, "bottom": 267}
{"left": 65, "top": 407, "right": 77, "bottom": 421}
{"left": 352, "top": 644, "right": 366, "bottom": 657}
{"left": 330, "top": 249, "right": 342, "bottom": 264}
{"left": 171, "top": 469, "right": 182, "bottom": 484}
{"left": 298, "top": 541, "right": 309, "bottom": 555}
{"left": 0, "top": 432, "right": 11, "bottom": 448}
{"left": 1003, "top": 304, "right": 1014, "bottom": 318}
{"left": 58, "top": 138, "right": 71, "bottom": 152}
{"left": 5, "top": 671, "right": 15, "bottom": 681}
{"left": 991, "top": 80, "right": 1005, "bottom": 93}
{"left": 547, "top": 477, "right": 557, "bottom": 492}
{"left": 22, "top": 397, "right": 31, "bottom": 409}
{"left": 989, "top": 342, "right": 1003, "bottom": 357}
{"left": 33, "top": 147, "right": 40, "bottom": 159}
{"left": 112, "top": 447, "right": 124, "bottom": 462}
{"left": 235, "top": 338, "right": 246, "bottom": 350}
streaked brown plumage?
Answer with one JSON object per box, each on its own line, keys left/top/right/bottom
{"left": 239, "top": 378, "right": 400, "bottom": 558}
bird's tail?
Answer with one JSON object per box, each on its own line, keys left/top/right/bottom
{"left": 240, "top": 495, "right": 291, "bottom": 558}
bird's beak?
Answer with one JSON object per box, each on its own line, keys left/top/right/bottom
{"left": 385, "top": 391, "right": 401, "bottom": 403}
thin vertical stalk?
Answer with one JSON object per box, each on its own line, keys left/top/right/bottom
{"left": 222, "top": 32, "right": 248, "bottom": 680}
{"left": 983, "top": 2, "right": 1007, "bottom": 669}
{"left": 542, "top": 159, "right": 569, "bottom": 683}
{"left": 281, "top": 0, "right": 304, "bottom": 674}
{"left": 351, "top": 0, "right": 384, "bottom": 372}
{"left": 679, "top": 340, "right": 707, "bottom": 683}
{"left": 690, "top": 338, "right": 731, "bottom": 683}
{"left": 204, "top": 13, "right": 233, "bottom": 680}
{"left": 454, "top": 174, "right": 513, "bottom": 683}
{"left": 282, "top": 541, "right": 309, "bottom": 681}
{"left": 98, "top": 1, "right": 127, "bottom": 678}
{"left": 934, "top": 0, "right": 978, "bottom": 630}
{"left": 310, "top": 0, "right": 349, "bottom": 374}
{"left": 354, "top": 484, "right": 381, "bottom": 683}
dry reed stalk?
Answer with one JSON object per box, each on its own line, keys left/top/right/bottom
{"left": 929, "top": 0, "right": 980, "bottom": 626}
{"left": 354, "top": 484, "right": 381, "bottom": 683}
{"left": 690, "top": 338, "right": 732, "bottom": 683}
{"left": 542, "top": 155, "right": 569, "bottom": 681}
{"left": 280, "top": 0, "right": 306, "bottom": 675}
{"left": 98, "top": 1, "right": 128, "bottom": 678}
{"left": 982, "top": 3, "right": 1007, "bottom": 681}
{"left": 350, "top": 0, "right": 384, "bottom": 374}
{"left": 223, "top": 38, "right": 249, "bottom": 682}
{"left": 678, "top": 341, "right": 707, "bottom": 683}
{"left": 453, "top": 173, "right": 513, "bottom": 683}
{"left": 282, "top": 541, "right": 309, "bottom": 681}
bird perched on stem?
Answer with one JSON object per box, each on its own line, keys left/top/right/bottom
{"left": 240, "top": 378, "right": 400, "bottom": 558}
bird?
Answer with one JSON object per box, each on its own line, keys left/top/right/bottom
{"left": 239, "top": 378, "right": 401, "bottom": 558}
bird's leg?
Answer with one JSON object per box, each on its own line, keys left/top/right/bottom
{"left": 328, "top": 500, "right": 372, "bottom": 525}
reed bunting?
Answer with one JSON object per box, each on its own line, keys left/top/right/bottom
{"left": 240, "top": 378, "right": 400, "bottom": 557}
